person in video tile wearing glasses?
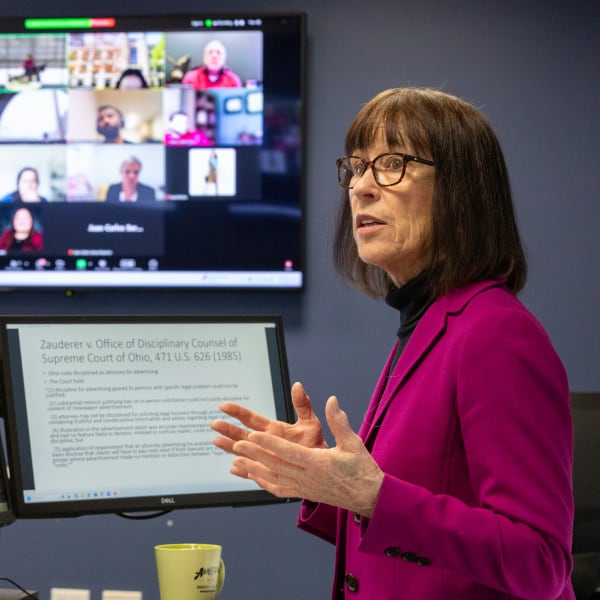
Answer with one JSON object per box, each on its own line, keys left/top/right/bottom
{"left": 211, "top": 88, "right": 575, "bottom": 600}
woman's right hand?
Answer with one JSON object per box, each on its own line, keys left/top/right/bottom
{"left": 211, "top": 381, "right": 328, "bottom": 455}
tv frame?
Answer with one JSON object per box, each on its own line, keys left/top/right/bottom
{"left": 0, "top": 314, "right": 296, "bottom": 518}
{"left": 0, "top": 12, "right": 306, "bottom": 292}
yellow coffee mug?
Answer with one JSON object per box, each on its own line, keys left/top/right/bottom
{"left": 155, "top": 543, "right": 225, "bottom": 600}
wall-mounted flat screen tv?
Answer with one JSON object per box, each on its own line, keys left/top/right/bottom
{"left": 0, "top": 314, "right": 295, "bottom": 518}
{"left": 0, "top": 13, "right": 305, "bottom": 290}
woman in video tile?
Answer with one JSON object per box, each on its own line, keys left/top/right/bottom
{"left": 105, "top": 156, "right": 156, "bottom": 203}
{"left": 0, "top": 167, "right": 48, "bottom": 203}
{"left": 0, "top": 206, "right": 43, "bottom": 251}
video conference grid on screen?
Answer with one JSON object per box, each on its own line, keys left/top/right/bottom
{"left": 0, "top": 15, "right": 304, "bottom": 289}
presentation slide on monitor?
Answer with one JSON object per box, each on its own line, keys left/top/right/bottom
{"left": 10, "top": 322, "right": 281, "bottom": 498}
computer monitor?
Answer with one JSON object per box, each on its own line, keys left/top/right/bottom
{"left": 0, "top": 13, "right": 305, "bottom": 290}
{"left": 0, "top": 314, "right": 295, "bottom": 518}
{"left": 571, "top": 392, "right": 600, "bottom": 554}
{"left": 0, "top": 430, "right": 15, "bottom": 526}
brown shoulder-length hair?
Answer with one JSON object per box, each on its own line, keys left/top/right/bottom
{"left": 333, "top": 87, "right": 527, "bottom": 299}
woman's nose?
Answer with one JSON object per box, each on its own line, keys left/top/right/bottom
{"left": 352, "top": 164, "right": 378, "bottom": 195}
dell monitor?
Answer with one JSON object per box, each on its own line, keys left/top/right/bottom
{"left": 0, "top": 314, "right": 295, "bottom": 518}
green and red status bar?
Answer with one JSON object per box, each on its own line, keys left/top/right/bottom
{"left": 24, "top": 18, "right": 116, "bottom": 30}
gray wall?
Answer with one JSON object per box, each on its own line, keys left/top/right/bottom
{"left": 1, "top": 1, "right": 598, "bottom": 598}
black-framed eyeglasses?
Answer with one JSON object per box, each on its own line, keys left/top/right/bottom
{"left": 336, "top": 152, "right": 435, "bottom": 189}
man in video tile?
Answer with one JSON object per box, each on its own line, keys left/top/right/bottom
{"left": 96, "top": 104, "right": 131, "bottom": 143}
{"left": 105, "top": 157, "right": 156, "bottom": 203}
{"left": 182, "top": 40, "right": 242, "bottom": 89}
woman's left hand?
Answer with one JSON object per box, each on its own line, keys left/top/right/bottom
{"left": 231, "top": 395, "right": 384, "bottom": 518}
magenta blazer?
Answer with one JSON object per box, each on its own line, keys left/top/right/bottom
{"left": 299, "top": 280, "right": 575, "bottom": 599}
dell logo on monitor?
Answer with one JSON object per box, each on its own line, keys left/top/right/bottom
{"left": 161, "top": 497, "right": 176, "bottom": 505}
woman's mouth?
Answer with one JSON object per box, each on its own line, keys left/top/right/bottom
{"left": 356, "top": 215, "right": 385, "bottom": 229}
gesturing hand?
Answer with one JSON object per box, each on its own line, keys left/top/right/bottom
{"left": 211, "top": 381, "right": 328, "bottom": 454}
{"left": 228, "top": 394, "right": 384, "bottom": 518}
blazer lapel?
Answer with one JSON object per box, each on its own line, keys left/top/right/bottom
{"left": 361, "top": 279, "right": 503, "bottom": 448}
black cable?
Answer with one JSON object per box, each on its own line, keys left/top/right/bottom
{"left": 0, "top": 577, "right": 38, "bottom": 598}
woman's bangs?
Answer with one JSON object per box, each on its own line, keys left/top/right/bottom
{"left": 345, "top": 105, "right": 409, "bottom": 153}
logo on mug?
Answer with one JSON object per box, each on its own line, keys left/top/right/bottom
{"left": 195, "top": 566, "right": 219, "bottom": 580}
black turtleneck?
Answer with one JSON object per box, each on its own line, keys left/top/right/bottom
{"left": 384, "top": 271, "right": 433, "bottom": 373}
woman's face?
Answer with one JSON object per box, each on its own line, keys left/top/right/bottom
{"left": 119, "top": 74, "right": 144, "bottom": 90}
{"left": 348, "top": 134, "right": 434, "bottom": 287}
{"left": 13, "top": 208, "right": 33, "bottom": 234}
{"left": 17, "top": 169, "right": 40, "bottom": 200}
